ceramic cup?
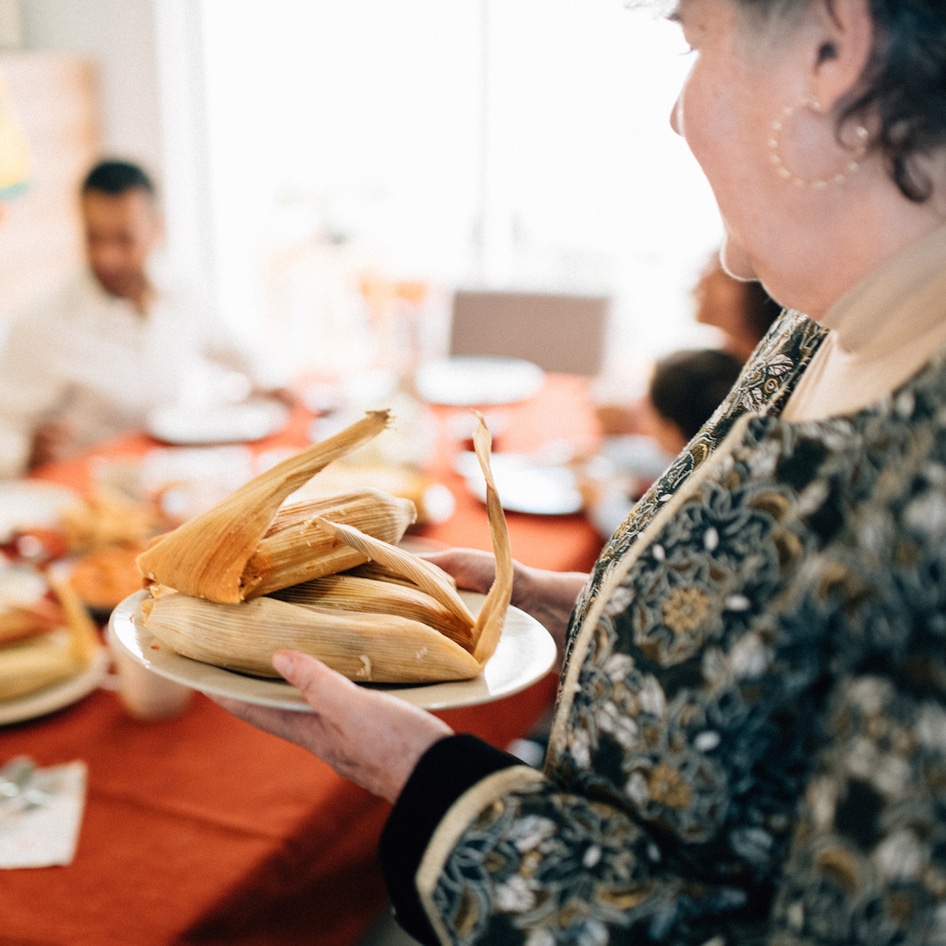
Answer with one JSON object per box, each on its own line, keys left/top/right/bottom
{"left": 109, "top": 640, "right": 193, "bottom": 721}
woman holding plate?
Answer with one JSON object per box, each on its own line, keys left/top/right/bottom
{"left": 216, "top": 0, "right": 946, "bottom": 942}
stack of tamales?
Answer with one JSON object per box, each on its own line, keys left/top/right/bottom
{"left": 136, "top": 411, "right": 512, "bottom": 683}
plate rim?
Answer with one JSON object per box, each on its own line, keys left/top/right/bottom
{"left": 145, "top": 398, "right": 290, "bottom": 446}
{"left": 108, "top": 589, "right": 557, "bottom": 712}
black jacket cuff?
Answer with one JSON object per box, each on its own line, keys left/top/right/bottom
{"left": 378, "top": 733, "right": 521, "bottom": 944}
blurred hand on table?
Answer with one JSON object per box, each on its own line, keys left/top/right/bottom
{"left": 27, "top": 421, "right": 76, "bottom": 471}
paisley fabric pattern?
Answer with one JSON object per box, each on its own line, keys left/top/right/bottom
{"left": 418, "top": 311, "right": 946, "bottom": 945}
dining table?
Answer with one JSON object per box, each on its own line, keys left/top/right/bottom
{"left": 0, "top": 372, "right": 605, "bottom": 946}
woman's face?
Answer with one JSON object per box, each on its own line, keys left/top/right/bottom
{"left": 669, "top": 0, "right": 815, "bottom": 300}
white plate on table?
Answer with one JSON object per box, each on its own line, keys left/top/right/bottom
{"left": 0, "top": 481, "right": 78, "bottom": 543}
{"left": 459, "top": 452, "right": 584, "bottom": 516}
{"left": 109, "top": 589, "right": 556, "bottom": 712}
{"left": 415, "top": 357, "right": 544, "bottom": 407}
{"left": 0, "top": 647, "right": 109, "bottom": 726}
{"left": 146, "top": 398, "right": 289, "bottom": 446}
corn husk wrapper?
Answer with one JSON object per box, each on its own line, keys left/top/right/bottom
{"left": 142, "top": 588, "right": 480, "bottom": 683}
{"left": 311, "top": 517, "right": 475, "bottom": 630}
{"left": 468, "top": 413, "right": 513, "bottom": 665}
{"left": 273, "top": 575, "right": 475, "bottom": 650}
{"left": 137, "top": 410, "right": 391, "bottom": 603}
{"left": 48, "top": 575, "right": 103, "bottom": 667}
{"left": 346, "top": 559, "right": 457, "bottom": 590}
{"left": 0, "top": 597, "right": 64, "bottom": 646}
{"left": 243, "top": 489, "right": 416, "bottom": 599}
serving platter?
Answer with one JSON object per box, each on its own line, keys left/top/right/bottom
{"left": 108, "top": 589, "right": 557, "bottom": 712}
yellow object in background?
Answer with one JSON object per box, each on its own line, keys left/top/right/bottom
{"left": 0, "top": 72, "right": 29, "bottom": 199}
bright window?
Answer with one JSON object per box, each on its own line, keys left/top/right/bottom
{"left": 198, "top": 0, "right": 724, "bottom": 378}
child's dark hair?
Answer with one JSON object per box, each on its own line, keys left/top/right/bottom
{"left": 648, "top": 348, "right": 743, "bottom": 442}
{"left": 81, "top": 159, "right": 156, "bottom": 198}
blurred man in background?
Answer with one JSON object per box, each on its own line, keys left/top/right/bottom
{"left": 0, "top": 159, "right": 284, "bottom": 477}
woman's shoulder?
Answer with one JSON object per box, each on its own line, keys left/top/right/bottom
{"left": 726, "top": 309, "right": 825, "bottom": 413}
{"left": 575, "top": 312, "right": 824, "bottom": 606}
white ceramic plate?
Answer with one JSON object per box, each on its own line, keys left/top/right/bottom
{"left": 415, "top": 357, "right": 545, "bottom": 407}
{"left": 460, "top": 452, "right": 584, "bottom": 516}
{"left": 0, "top": 481, "right": 79, "bottom": 543}
{"left": 108, "top": 591, "right": 556, "bottom": 712}
{"left": 0, "top": 646, "right": 109, "bottom": 726}
{"left": 468, "top": 466, "right": 583, "bottom": 516}
{"left": 146, "top": 398, "right": 290, "bottom": 445}
{"left": 108, "top": 589, "right": 556, "bottom": 712}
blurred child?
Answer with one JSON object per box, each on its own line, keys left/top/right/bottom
{"left": 588, "top": 347, "right": 744, "bottom": 538}
{"left": 644, "top": 347, "right": 744, "bottom": 454}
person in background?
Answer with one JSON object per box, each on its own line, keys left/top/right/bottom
{"left": 594, "top": 252, "right": 781, "bottom": 439}
{"left": 588, "top": 257, "right": 779, "bottom": 538}
{"left": 0, "top": 159, "right": 285, "bottom": 477}
{"left": 215, "top": 1, "right": 946, "bottom": 943}
{"left": 588, "top": 346, "right": 745, "bottom": 537}
{"left": 645, "top": 346, "right": 745, "bottom": 454}
{"left": 693, "top": 250, "right": 784, "bottom": 361}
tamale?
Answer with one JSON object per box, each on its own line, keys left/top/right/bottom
{"left": 136, "top": 410, "right": 391, "bottom": 603}
{"left": 243, "top": 489, "right": 416, "bottom": 598}
{"left": 142, "top": 589, "right": 481, "bottom": 683}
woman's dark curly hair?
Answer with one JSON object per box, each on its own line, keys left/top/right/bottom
{"left": 730, "top": 0, "right": 946, "bottom": 202}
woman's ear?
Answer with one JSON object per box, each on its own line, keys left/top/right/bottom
{"left": 809, "top": 0, "right": 874, "bottom": 111}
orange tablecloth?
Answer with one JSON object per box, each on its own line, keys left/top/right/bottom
{"left": 0, "top": 375, "right": 604, "bottom": 946}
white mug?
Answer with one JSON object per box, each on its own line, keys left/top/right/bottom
{"left": 108, "top": 640, "right": 193, "bottom": 721}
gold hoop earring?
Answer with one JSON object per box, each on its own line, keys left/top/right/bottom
{"left": 768, "top": 95, "right": 869, "bottom": 188}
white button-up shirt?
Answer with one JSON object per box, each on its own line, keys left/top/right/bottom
{"left": 0, "top": 267, "right": 266, "bottom": 477}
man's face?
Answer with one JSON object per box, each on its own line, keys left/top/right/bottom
{"left": 81, "top": 188, "right": 162, "bottom": 300}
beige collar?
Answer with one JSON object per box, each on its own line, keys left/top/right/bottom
{"left": 819, "top": 224, "right": 946, "bottom": 355}
{"left": 782, "top": 224, "right": 946, "bottom": 422}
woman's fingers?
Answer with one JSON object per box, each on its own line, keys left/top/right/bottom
{"left": 421, "top": 548, "right": 497, "bottom": 593}
{"left": 272, "top": 649, "right": 355, "bottom": 705}
{"left": 209, "top": 650, "right": 453, "bottom": 801}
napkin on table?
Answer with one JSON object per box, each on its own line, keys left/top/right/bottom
{"left": 0, "top": 759, "right": 87, "bottom": 868}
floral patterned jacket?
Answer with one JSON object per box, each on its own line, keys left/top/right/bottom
{"left": 380, "top": 310, "right": 946, "bottom": 945}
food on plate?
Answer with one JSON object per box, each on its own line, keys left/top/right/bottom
{"left": 0, "top": 573, "right": 100, "bottom": 702}
{"left": 60, "top": 489, "right": 160, "bottom": 552}
{"left": 138, "top": 411, "right": 513, "bottom": 683}
{"left": 142, "top": 584, "right": 482, "bottom": 683}
{"left": 0, "top": 629, "right": 86, "bottom": 702}
{"left": 68, "top": 544, "right": 147, "bottom": 612}
{"left": 242, "top": 489, "right": 416, "bottom": 598}
{"left": 0, "top": 596, "right": 65, "bottom": 645}
{"left": 137, "top": 410, "right": 393, "bottom": 603}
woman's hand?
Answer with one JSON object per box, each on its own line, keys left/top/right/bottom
{"left": 211, "top": 650, "right": 453, "bottom": 802}
{"left": 213, "top": 552, "right": 587, "bottom": 798}
{"left": 422, "top": 548, "right": 588, "bottom": 651}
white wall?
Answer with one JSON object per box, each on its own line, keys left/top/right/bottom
{"left": 19, "top": 0, "right": 162, "bottom": 167}
{"left": 17, "top": 0, "right": 211, "bottom": 282}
